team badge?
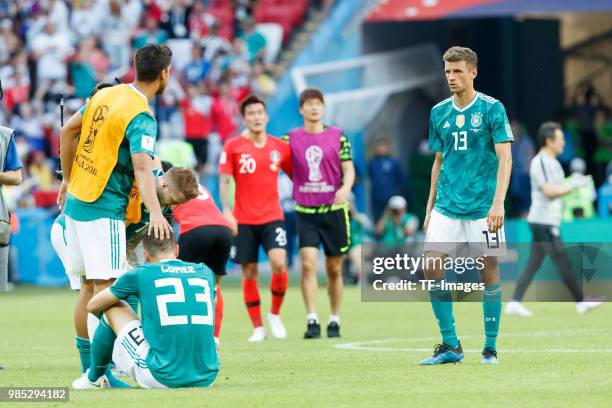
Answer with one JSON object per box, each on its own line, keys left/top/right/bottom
{"left": 455, "top": 115, "right": 465, "bottom": 128}
{"left": 270, "top": 150, "right": 281, "bottom": 171}
{"left": 471, "top": 113, "right": 483, "bottom": 128}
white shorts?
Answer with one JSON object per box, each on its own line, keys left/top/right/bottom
{"left": 425, "top": 209, "right": 506, "bottom": 257}
{"left": 65, "top": 216, "right": 127, "bottom": 280}
{"left": 50, "top": 222, "right": 81, "bottom": 290}
{"left": 112, "top": 320, "right": 167, "bottom": 389}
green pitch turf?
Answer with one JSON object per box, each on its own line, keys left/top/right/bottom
{"left": 1, "top": 285, "right": 611, "bottom": 407}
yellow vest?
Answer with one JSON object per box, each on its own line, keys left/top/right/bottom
{"left": 68, "top": 84, "right": 153, "bottom": 202}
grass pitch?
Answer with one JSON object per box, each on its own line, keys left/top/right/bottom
{"left": 1, "top": 284, "right": 611, "bottom": 407}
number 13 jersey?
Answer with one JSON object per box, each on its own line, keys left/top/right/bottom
{"left": 428, "top": 92, "right": 514, "bottom": 219}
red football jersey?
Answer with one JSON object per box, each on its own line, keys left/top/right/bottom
{"left": 173, "top": 184, "right": 231, "bottom": 235}
{"left": 219, "top": 135, "right": 291, "bottom": 225}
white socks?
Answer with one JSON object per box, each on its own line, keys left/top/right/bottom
{"left": 306, "top": 314, "right": 340, "bottom": 324}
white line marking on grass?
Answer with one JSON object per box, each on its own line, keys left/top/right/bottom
{"left": 336, "top": 329, "right": 612, "bottom": 353}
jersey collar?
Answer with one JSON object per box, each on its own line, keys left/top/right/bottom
{"left": 452, "top": 92, "right": 479, "bottom": 112}
{"left": 128, "top": 83, "right": 149, "bottom": 104}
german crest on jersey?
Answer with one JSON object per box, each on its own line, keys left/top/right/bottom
{"left": 455, "top": 114, "right": 465, "bottom": 128}
{"left": 471, "top": 112, "right": 483, "bottom": 128}
{"left": 269, "top": 150, "right": 281, "bottom": 171}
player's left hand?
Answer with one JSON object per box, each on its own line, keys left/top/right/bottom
{"left": 334, "top": 187, "right": 349, "bottom": 206}
{"left": 487, "top": 204, "right": 504, "bottom": 233}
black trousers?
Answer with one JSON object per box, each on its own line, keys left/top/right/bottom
{"left": 512, "top": 223, "right": 583, "bottom": 302}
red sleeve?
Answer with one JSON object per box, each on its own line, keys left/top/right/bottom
{"left": 218, "top": 139, "right": 234, "bottom": 175}
{"left": 280, "top": 140, "right": 292, "bottom": 178}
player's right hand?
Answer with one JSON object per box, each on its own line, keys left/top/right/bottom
{"left": 148, "top": 211, "right": 173, "bottom": 240}
{"left": 224, "top": 211, "right": 238, "bottom": 237}
{"left": 57, "top": 180, "right": 69, "bottom": 211}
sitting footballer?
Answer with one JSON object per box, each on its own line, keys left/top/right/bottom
{"left": 74, "top": 231, "right": 220, "bottom": 389}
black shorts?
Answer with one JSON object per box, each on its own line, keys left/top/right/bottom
{"left": 296, "top": 206, "right": 350, "bottom": 257}
{"left": 178, "top": 225, "right": 232, "bottom": 276}
{"left": 234, "top": 220, "right": 287, "bottom": 264}
{"left": 185, "top": 138, "right": 209, "bottom": 166}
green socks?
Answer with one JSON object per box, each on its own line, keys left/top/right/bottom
{"left": 88, "top": 317, "right": 116, "bottom": 382}
{"left": 75, "top": 336, "right": 91, "bottom": 373}
{"left": 429, "top": 281, "right": 459, "bottom": 348}
{"left": 483, "top": 282, "right": 502, "bottom": 351}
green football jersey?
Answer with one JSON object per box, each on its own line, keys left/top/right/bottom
{"left": 125, "top": 169, "right": 169, "bottom": 241}
{"left": 64, "top": 91, "right": 158, "bottom": 222}
{"left": 429, "top": 92, "right": 513, "bottom": 219}
{"left": 110, "top": 260, "right": 219, "bottom": 388}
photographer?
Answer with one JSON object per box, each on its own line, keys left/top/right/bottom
{"left": 375, "top": 195, "right": 418, "bottom": 244}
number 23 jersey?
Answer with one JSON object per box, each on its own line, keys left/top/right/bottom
{"left": 219, "top": 135, "right": 292, "bottom": 225}
{"left": 428, "top": 92, "right": 513, "bottom": 219}
{"left": 110, "top": 260, "right": 219, "bottom": 388}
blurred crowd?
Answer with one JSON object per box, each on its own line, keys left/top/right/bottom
{"left": 0, "top": 0, "right": 300, "bottom": 209}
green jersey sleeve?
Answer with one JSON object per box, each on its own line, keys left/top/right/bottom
{"left": 339, "top": 133, "right": 352, "bottom": 161}
{"left": 110, "top": 269, "right": 140, "bottom": 300}
{"left": 126, "top": 113, "right": 157, "bottom": 157}
{"left": 428, "top": 113, "right": 443, "bottom": 152}
{"left": 490, "top": 101, "right": 514, "bottom": 144}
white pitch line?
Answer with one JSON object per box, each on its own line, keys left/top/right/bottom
{"left": 336, "top": 329, "right": 612, "bottom": 353}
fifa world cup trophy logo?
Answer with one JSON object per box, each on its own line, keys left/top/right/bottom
{"left": 305, "top": 145, "right": 324, "bottom": 182}
{"left": 83, "top": 105, "right": 110, "bottom": 153}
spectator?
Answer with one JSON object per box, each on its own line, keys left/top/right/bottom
{"left": 27, "top": 150, "right": 54, "bottom": 191}
{"left": 133, "top": 14, "right": 168, "bottom": 48}
{"left": 70, "top": 0, "right": 105, "bottom": 41}
{"left": 509, "top": 119, "right": 535, "bottom": 217}
{"left": 224, "top": 38, "right": 251, "bottom": 89}
{"left": 181, "top": 84, "right": 214, "bottom": 172}
{"left": 562, "top": 158, "right": 596, "bottom": 221}
{"left": 183, "top": 43, "right": 210, "bottom": 85}
{"left": 10, "top": 101, "right": 46, "bottom": 152}
{"left": 251, "top": 61, "right": 276, "bottom": 99}
{"left": 0, "top": 19, "right": 20, "bottom": 65}
{"left": 240, "top": 17, "right": 266, "bottom": 63}
{"left": 161, "top": 0, "right": 190, "bottom": 39}
{"left": 1, "top": 50, "right": 31, "bottom": 111}
{"left": 30, "top": 20, "right": 72, "bottom": 97}
{"left": 346, "top": 193, "right": 373, "bottom": 283}
{"left": 201, "top": 20, "right": 231, "bottom": 62}
{"left": 597, "top": 161, "right": 612, "bottom": 218}
{"left": 70, "top": 38, "right": 109, "bottom": 98}
{"left": 368, "top": 138, "right": 403, "bottom": 223}
{"left": 211, "top": 81, "right": 240, "bottom": 142}
{"left": 101, "top": 0, "right": 132, "bottom": 70}
{"left": 188, "top": 0, "right": 216, "bottom": 41}
{"left": 374, "top": 196, "right": 418, "bottom": 244}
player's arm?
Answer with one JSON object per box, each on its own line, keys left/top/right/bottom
{"left": 57, "top": 110, "right": 84, "bottom": 209}
{"left": 424, "top": 152, "right": 442, "bottom": 233}
{"left": 87, "top": 288, "right": 121, "bottom": 318}
{"left": 488, "top": 142, "right": 512, "bottom": 232}
{"left": 334, "top": 133, "right": 355, "bottom": 205}
{"left": 133, "top": 152, "right": 171, "bottom": 239}
{"left": 219, "top": 173, "right": 238, "bottom": 236}
{"left": 374, "top": 208, "right": 390, "bottom": 236}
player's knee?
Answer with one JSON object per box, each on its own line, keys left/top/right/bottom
{"left": 270, "top": 258, "right": 286, "bottom": 274}
{"left": 242, "top": 264, "right": 258, "bottom": 280}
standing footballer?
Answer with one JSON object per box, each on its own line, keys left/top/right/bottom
{"left": 421, "top": 46, "right": 513, "bottom": 365}
{"left": 219, "top": 95, "right": 292, "bottom": 342}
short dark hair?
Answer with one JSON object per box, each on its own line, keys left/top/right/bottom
{"left": 135, "top": 44, "right": 172, "bottom": 82}
{"left": 443, "top": 46, "right": 478, "bottom": 68}
{"left": 239, "top": 94, "right": 266, "bottom": 116}
{"left": 537, "top": 121, "right": 562, "bottom": 147}
{"left": 299, "top": 88, "right": 324, "bottom": 107}
{"left": 142, "top": 230, "right": 176, "bottom": 257}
